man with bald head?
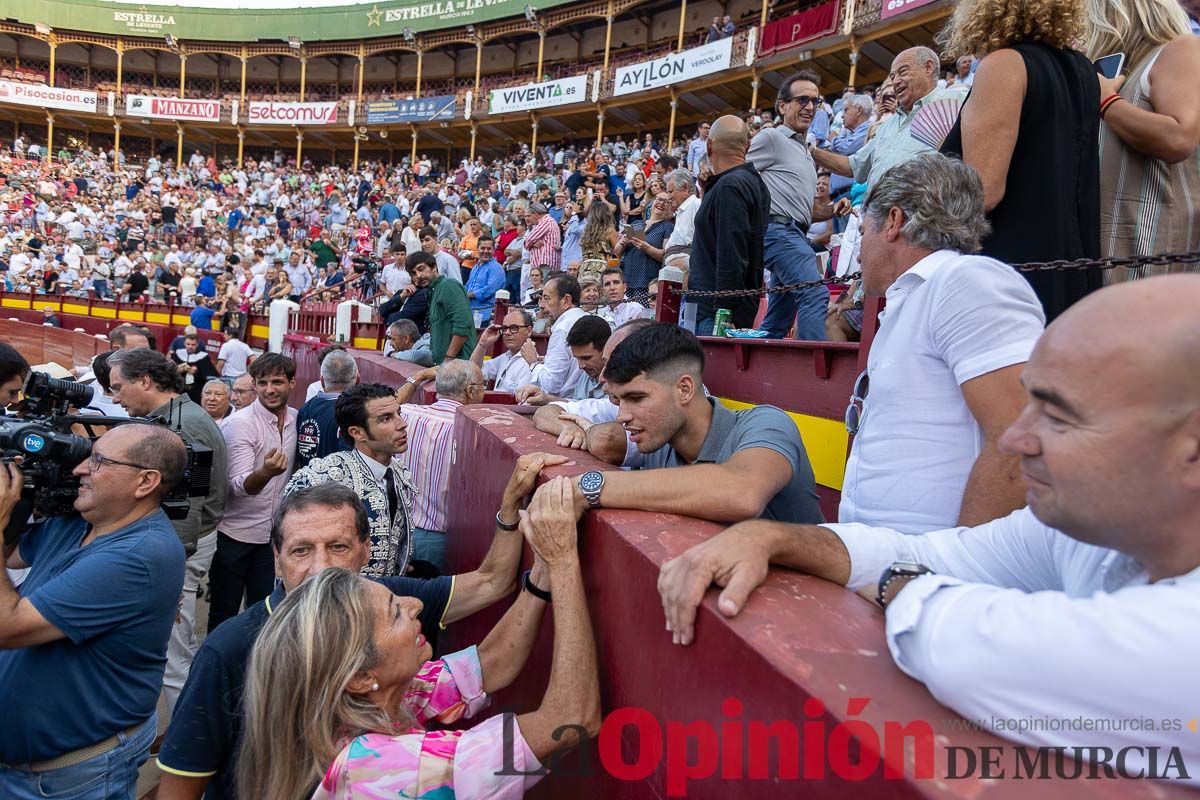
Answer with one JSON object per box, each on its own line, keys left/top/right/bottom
{"left": 812, "top": 46, "right": 965, "bottom": 190}
{"left": 689, "top": 115, "right": 771, "bottom": 334}
{"left": 0, "top": 423, "right": 187, "bottom": 797}
{"left": 658, "top": 273, "right": 1200, "bottom": 780}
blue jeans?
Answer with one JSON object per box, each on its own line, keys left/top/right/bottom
{"left": 505, "top": 269, "right": 522, "bottom": 302}
{"left": 761, "top": 222, "right": 828, "bottom": 341}
{"left": 0, "top": 713, "right": 155, "bottom": 800}
{"left": 412, "top": 527, "right": 447, "bottom": 572}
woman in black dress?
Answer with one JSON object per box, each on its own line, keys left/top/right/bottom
{"left": 938, "top": 0, "right": 1101, "bottom": 321}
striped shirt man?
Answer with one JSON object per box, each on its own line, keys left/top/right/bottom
{"left": 523, "top": 208, "right": 562, "bottom": 272}
{"left": 396, "top": 397, "right": 461, "bottom": 533}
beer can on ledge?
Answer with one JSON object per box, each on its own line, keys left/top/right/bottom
{"left": 713, "top": 308, "right": 733, "bottom": 337}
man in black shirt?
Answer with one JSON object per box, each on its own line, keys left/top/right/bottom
{"left": 124, "top": 267, "right": 150, "bottom": 300}
{"left": 295, "top": 349, "right": 356, "bottom": 470}
{"left": 689, "top": 115, "right": 771, "bottom": 333}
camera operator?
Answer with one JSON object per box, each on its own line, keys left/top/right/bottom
{"left": 0, "top": 342, "right": 30, "bottom": 414}
{"left": 107, "top": 348, "right": 230, "bottom": 715}
{"left": 0, "top": 424, "right": 188, "bottom": 798}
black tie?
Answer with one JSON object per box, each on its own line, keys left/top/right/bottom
{"left": 384, "top": 469, "right": 399, "bottom": 524}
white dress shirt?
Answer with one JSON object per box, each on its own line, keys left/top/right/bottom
{"left": 825, "top": 508, "right": 1200, "bottom": 784}
{"left": 531, "top": 306, "right": 585, "bottom": 396}
{"left": 839, "top": 250, "right": 1044, "bottom": 533}
{"left": 664, "top": 194, "right": 700, "bottom": 269}
{"left": 482, "top": 350, "right": 534, "bottom": 393}
{"left": 598, "top": 300, "right": 652, "bottom": 329}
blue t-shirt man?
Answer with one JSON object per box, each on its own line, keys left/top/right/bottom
{"left": 0, "top": 510, "right": 185, "bottom": 764}
{"left": 379, "top": 202, "right": 401, "bottom": 224}
{"left": 294, "top": 392, "right": 351, "bottom": 470}
{"left": 191, "top": 305, "right": 217, "bottom": 330}
{"left": 464, "top": 257, "right": 505, "bottom": 323}
{"left": 226, "top": 207, "right": 244, "bottom": 231}
{"left": 196, "top": 274, "right": 217, "bottom": 298}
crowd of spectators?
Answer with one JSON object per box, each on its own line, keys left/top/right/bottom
{"left": 0, "top": 0, "right": 1197, "bottom": 797}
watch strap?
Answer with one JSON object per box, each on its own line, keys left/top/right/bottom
{"left": 495, "top": 510, "right": 519, "bottom": 531}
{"left": 522, "top": 569, "right": 552, "bottom": 603}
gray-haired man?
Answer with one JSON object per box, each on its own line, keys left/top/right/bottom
{"left": 386, "top": 319, "right": 434, "bottom": 367}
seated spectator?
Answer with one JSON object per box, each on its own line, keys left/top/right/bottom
{"left": 566, "top": 323, "right": 822, "bottom": 525}
{"left": 385, "top": 319, "right": 434, "bottom": 367}
{"left": 0, "top": 425, "right": 187, "bottom": 798}
{"left": 529, "top": 273, "right": 585, "bottom": 396}
{"left": 158, "top": 462, "right": 565, "bottom": 799}
{"left": 237, "top": 478, "right": 598, "bottom": 799}
{"left": 564, "top": 315, "right": 611, "bottom": 401}
{"left": 295, "top": 349, "right": 357, "bottom": 471}
{"left": 657, "top": 274, "right": 1200, "bottom": 782}
{"left": 396, "top": 360, "right": 487, "bottom": 571}
{"left": 470, "top": 308, "right": 536, "bottom": 393}
{"left": 532, "top": 317, "right": 655, "bottom": 448}
{"left": 842, "top": 154, "right": 1043, "bottom": 531}
{"left": 597, "top": 268, "right": 652, "bottom": 328}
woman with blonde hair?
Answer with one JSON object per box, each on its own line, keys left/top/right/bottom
{"left": 938, "top": 0, "right": 1101, "bottom": 321}
{"left": 237, "top": 478, "right": 599, "bottom": 800}
{"left": 1085, "top": 0, "right": 1200, "bottom": 276}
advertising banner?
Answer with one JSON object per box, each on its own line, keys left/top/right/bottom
{"left": 488, "top": 75, "right": 588, "bottom": 115}
{"left": 247, "top": 101, "right": 339, "bottom": 125}
{"left": 8, "top": 0, "right": 581, "bottom": 42}
{"left": 613, "top": 37, "right": 733, "bottom": 97}
{"left": 365, "top": 95, "right": 456, "bottom": 124}
{"left": 125, "top": 94, "right": 221, "bottom": 122}
{"left": 758, "top": 1, "right": 841, "bottom": 57}
{"left": 0, "top": 81, "right": 97, "bottom": 114}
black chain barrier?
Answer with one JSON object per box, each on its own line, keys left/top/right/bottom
{"left": 675, "top": 251, "right": 1200, "bottom": 300}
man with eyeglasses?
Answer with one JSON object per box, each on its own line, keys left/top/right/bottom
{"left": 749, "top": 70, "right": 850, "bottom": 342}
{"left": 0, "top": 424, "right": 188, "bottom": 799}
{"left": 106, "top": 347, "right": 230, "bottom": 719}
{"left": 470, "top": 308, "right": 535, "bottom": 393}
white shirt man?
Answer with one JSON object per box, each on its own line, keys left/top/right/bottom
{"left": 216, "top": 337, "right": 252, "bottom": 377}
{"left": 532, "top": 305, "right": 585, "bottom": 396}
{"left": 841, "top": 250, "right": 1044, "bottom": 533}
{"left": 664, "top": 193, "right": 700, "bottom": 271}
{"left": 8, "top": 251, "right": 31, "bottom": 278}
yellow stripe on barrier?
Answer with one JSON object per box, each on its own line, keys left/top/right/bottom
{"left": 716, "top": 398, "right": 848, "bottom": 492}
{"left": 1, "top": 298, "right": 31, "bottom": 309}
{"left": 353, "top": 337, "right": 378, "bottom": 349}
{"left": 91, "top": 307, "right": 117, "bottom": 318}
{"left": 118, "top": 310, "right": 145, "bottom": 321}
{"left": 173, "top": 314, "right": 192, "bottom": 326}
{"left": 62, "top": 304, "right": 91, "bottom": 315}
{"left": 249, "top": 324, "right": 270, "bottom": 340}
{"left": 146, "top": 312, "right": 171, "bottom": 325}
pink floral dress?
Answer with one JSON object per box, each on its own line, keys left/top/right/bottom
{"left": 312, "top": 646, "right": 544, "bottom": 799}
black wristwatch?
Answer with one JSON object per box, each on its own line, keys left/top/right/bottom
{"left": 876, "top": 561, "right": 934, "bottom": 608}
{"left": 495, "top": 510, "right": 519, "bottom": 531}
{"left": 579, "top": 470, "right": 605, "bottom": 509}
{"left": 522, "top": 569, "right": 551, "bottom": 603}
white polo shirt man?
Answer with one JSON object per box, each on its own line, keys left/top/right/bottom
{"left": 839, "top": 249, "right": 1044, "bottom": 533}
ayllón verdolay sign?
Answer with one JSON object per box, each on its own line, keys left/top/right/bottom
{"left": 247, "top": 101, "right": 339, "bottom": 126}
{"left": 125, "top": 94, "right": 221, "bottom": 123}
{"left": 613, "top": 37, "right": 733, "bottom": 97}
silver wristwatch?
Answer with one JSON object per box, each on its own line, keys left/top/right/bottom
{"left": 579, "top": 470, "right": 605, "bottom": 509}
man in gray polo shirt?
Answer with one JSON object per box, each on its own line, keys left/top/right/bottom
{"left": 749, "top": 70, "right": 847, "bottom": 341}
{"left": 569, "top": 323, "right": 822, "bottom": 525}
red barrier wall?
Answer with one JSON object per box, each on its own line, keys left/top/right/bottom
{"left": 0, "top": 318, "right": 109, "bottom": 368}
{"left": 440, "top": 407, "right": 1187, "bottom": 799}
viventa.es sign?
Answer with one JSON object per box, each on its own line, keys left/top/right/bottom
{"left": 488, "top": 75, "right": 588, "bottom": 115}
{"left": 613, "top": 37, "right": 734, "bottom": 97}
